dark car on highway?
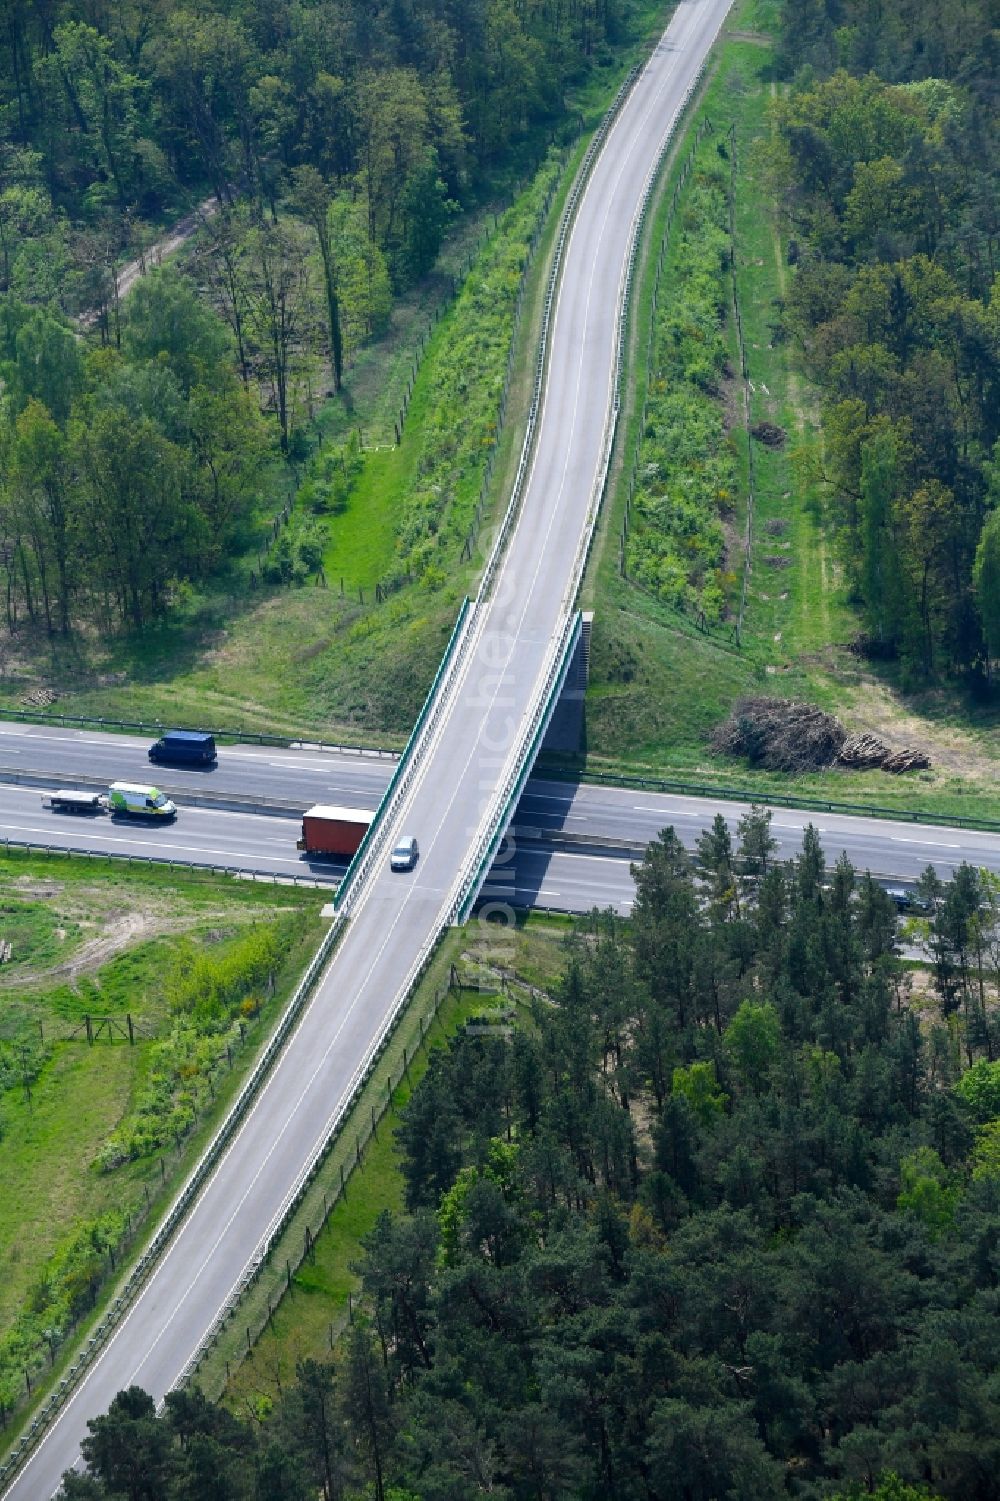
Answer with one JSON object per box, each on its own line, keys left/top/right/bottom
{"left": 148, "top": 730, "right": 217, "bottom": 767}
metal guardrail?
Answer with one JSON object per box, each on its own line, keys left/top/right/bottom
{"left": 446, "top": 24, "right": 731, "bottom": 928}
{"left": 436, "top": 12, "right": 737, "bottom": 925}
{"left": 0, "top": 706, "right": 400, "bottom": 758}
{"left": 163, "top": 75, "right": 658, "bottom": 1395}
{"left": 453, "top": 613, "right": 584, "bottom": 923}
{"left": 515, "top": 825, "right": 646, "bottom": 856}
{"left": 0, "top": 837, "right": 335, "bottom": 887}
{"left": 0, "top": 766, "right": 308, "bottom": 820}
{"left": 426, "top": 64, "right": 655, "bottom": 930}
{"left": 565, "top": 767, "right": 1000, "bottom": 834}
{"left": 334, "top": 596, "right": 475, "bottom": 912}
{"left": 569, "top": 44, "right": 722, "bottom": 614}
{"left": 475, "top": 68, "right": 641, "bottom": 608}
{"left": 171, "top": 927, "right": 451, "bottom": 1393}
{"left": 0, "top": 33, "right": 716, "bottom": 1497}
{"left": 168, "top": 62, "right": 667, "bottom": 1403}
{"left": 330, "top": 66, "right": 643, "bottom": 923}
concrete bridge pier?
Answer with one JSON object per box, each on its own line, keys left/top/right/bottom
{"left": 542, "top": 611, "right": 593, "bottom": 754}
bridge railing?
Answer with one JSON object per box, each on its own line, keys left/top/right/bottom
{"left": 450, "top": 611, "right": 583, "bottom": 924}
{"left": 0, "top": 34, "right": 672, "bottom": 1497}
{"left": 443, "top": 36, "right": 727, "bottom": 933}
{"left": 172, "top": 922, "right": 454, "bottom": 1392}
{"left": 475, "top": 67, "right": 640, "bottom": 607}
{"left": 566, "top": 52, "right": 718, "bottom": 618}
{"left": 334, "top": 595, "right": 475, "bottom": 913}
{"left": 143, "top": 56, "right": 663, "bottom": 1423}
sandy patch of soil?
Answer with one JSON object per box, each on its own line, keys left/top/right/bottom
{"left": 0, "top": 907, "right": 179, "bottom": 990}
{"left": 0, "top": 887, "right": 282, "bottom": 989}
{"left": 52, "top": 910, "right": 168, "bottom": 981}
{"left": 838, "top": 674, "right": 1000, "bottom": 781}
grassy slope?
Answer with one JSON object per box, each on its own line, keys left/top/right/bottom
{"left": 580, "top": 0, "right": 1000, "bottom": 823}
{"left": 0, "top": 855, "right": 323, "bottom": 1433}
{"left": 0, "top": 168, "right": 562, "bottom": 743}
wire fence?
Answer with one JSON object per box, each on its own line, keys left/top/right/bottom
{"left": 174, "top": 62, "right": 656, "bottom": 1396}
{"left": 618, "top": 113, "right": 717, "bottom": 587}
{"left": 0, "top": 35, "right": 718, "bottom": 1492}
{"left": 0, "top": 990, "right": 272, "bottom": 1438}
{"left": 454, "top": 165, "right": 567, "bottom": 575}
{"left": 251, "top": 157, "right": 570, "bottom": 610}
{"left": 0, "top": 81, "right": 640, "bottom": 1461}
{"left": 729, "top": 121, "right": 756, "bottom": 645}
{"left": 0, "top": 876, "right": 354, "bottom": 1489}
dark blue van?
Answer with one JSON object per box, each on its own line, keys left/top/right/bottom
{"left": 148, "top": 730, "right": 217, "bottom": 766}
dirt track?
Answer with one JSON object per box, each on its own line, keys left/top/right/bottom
{"left": 115, "top": 194, "right": 220, "bottom": 300}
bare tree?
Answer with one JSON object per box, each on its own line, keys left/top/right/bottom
{"left": 243, "top": 218, "right": 319, "bottom": 452}
{"left": 194, "top": 206, "right": 254, "bottom": 387}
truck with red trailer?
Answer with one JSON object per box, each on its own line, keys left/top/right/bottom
{"left": 297, "top": 804, "right": 375, "bottom": 858}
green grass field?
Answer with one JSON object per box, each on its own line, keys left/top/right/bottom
{"left": 0, "top": 854, "right": 323, "bottom": 1426}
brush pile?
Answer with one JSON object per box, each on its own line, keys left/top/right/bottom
{"left": 712, "top": 697, "right": 846, "bottom": 772}
{"left": 712, "top": 697, "right": 931, "bottom": 774}
{"left": 750, "top": 421, "right": 787, "bottom": 448}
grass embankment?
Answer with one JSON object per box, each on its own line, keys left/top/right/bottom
{"left": 204, "top": 914, "right": 571, "bottom": 1413}
{"left": 582, "top": 0, "right": 1000, "bottom": 825}
{"left": 0, "top": 853, "right": 323, "bottom": 1433}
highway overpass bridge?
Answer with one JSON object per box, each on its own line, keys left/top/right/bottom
{"left": 3, "top": 1, "right": 969, "bottom": 1491}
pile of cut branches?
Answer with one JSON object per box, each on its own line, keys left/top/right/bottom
{"left": 712, "top": 698, "right": 932, "bottom": 774}
{"left": 750, "top": 420, "right": 787, "bottom": 448}
{"left": 712, "top": 697, "right": 846, "bottom": 771}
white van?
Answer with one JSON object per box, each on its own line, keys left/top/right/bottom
{"left": 390, "top": 834, "right": 419, "bottom": 871}
{"left": 108, "top": 782, "right": 177, "bottom": 820}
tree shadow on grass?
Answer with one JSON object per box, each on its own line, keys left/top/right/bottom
{"left": 4, "top": 577, "right": 285, "bottom": 703}
{"left": 839, "top": 649, "right": 1000, "bottom": 738}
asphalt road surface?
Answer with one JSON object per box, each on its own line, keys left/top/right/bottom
{"left": 3, "top": 775, "right": 999, "bottom": 915}
{"left": 0, "top": 5, "right": 854, "bottom": 1493}
{"left": 4, "top": 724, "right": 996, "bottom": 898}
{"left": 0, "top": 721, "right": 396, "bottom": 808}
{"left": 512, "top": 783, "right": 1000, "bottom": 887}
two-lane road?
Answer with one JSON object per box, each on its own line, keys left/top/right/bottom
{"left": 0, "top": 721, "right": 395, "bottom": 806}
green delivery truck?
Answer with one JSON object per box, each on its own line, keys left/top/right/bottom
{"left": 107, "top": 782, "right": 177, "bottom": 820}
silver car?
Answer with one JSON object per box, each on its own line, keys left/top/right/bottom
{"left": 390, "top": 835, "right": 419, "bottom": 872}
